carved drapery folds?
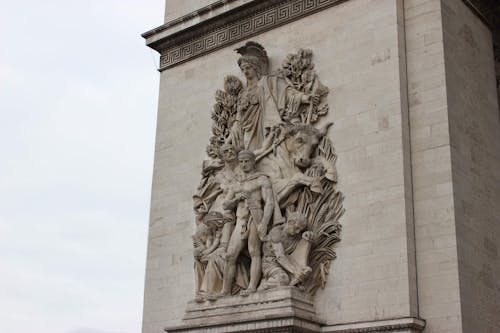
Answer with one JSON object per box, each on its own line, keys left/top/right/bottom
{"left": 192, "top": 42, "right": 344, "bottom": 301}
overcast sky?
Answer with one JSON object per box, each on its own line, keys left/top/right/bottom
{"left": 0, "top": 1, "right": 164, "bottom": 332}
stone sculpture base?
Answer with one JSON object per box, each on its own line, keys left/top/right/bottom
{"left": 165, "top": 287, "right": 322, "bottom": 333}
{"left": 165, "top": 286, "right": 425, "bottom": 333}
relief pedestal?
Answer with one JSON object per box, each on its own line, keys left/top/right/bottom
{"left": 166, "top": 287, "right": 322, "bottom": 333}
{"left": 165, "top": 287, "right": 426, "bottom": 333}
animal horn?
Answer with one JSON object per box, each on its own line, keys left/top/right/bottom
{"left": 318, "top": 122, "right": 333, "bottom": 138}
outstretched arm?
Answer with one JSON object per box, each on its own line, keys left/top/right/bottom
{"left": 274, "top": 173, "right": 313, "bottom": 206}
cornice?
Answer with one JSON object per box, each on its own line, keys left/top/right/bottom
{"left": 142, "top": 0, "right": 254, "bottom": 45}
{"left": 143, "top": 0, "right": 500, "bottom": 71}
{"left": 143, "top": 0, "right": 348, "bottom": 71}
{"left": 322, "top": 317, "right": 426, "bottom": 333}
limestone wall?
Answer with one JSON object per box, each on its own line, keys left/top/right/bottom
{"left": 442, "top": 0, "right": 500, "bottom": 331}
{"left": 403, "top": 0, "right": 500, "bottom": 332}
{"left": 404, "top": 0, "right": 462, "bottom": 332}
{"left": 144, "top": 1, "right": 418, "bottom": 331}
{"left": 143, "top": 0, "right": 500, "bottom": 332}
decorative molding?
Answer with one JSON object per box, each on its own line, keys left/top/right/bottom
{"left": 143, "top": 0, "right": 499, "bottom": 71}
{"left": 165, "top": 316, "right": 425, "bottom": 333}
{"left": 322, "top": 317, "right": 426, "bottom": 333}
{"left": 166, "top": 317, "right": 321, "bottom": 333}
{"left": 144, "top": 0, "right": 348, "bottom": 71}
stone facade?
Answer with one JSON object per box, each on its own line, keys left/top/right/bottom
{"left": 142, "top": 1, "right": 500, "bottom": 332}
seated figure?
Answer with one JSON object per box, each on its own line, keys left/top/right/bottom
{"left": 192, "top": 222, "right": 218, "bottom": 297}
{"left": 259, "top": 212, "right": 313, "bottom": 290}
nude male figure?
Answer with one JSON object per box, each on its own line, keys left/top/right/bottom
{"left": 219, "top": 150, "right": 275, "bottom": 296}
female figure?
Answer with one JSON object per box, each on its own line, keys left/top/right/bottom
{"left": 229, "top": 51, "right": 270, "bottom": 151}
{"left": 229, "top": 42, "right": 318, "bottom": 152}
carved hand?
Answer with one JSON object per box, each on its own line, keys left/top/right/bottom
{"left": 257, "top": 223, "right": 268, "bottom": 239}
{"left": 302, "top": 231, "right": 314, "bottom": 242}
{"left": 262, "top": 127, "right": 278, "bottom": 149}
{"left": 299, "top": 266, "right": 312, "bottom": 279}
{"left": 292, "top": 173, "right": 313, "bottom": 186}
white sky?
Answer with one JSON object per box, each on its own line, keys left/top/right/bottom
{"left": 0, "top": 1, "right": 165, "bottom": 332}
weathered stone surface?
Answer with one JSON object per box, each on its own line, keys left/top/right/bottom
{"left": 166, "top": 287, "right": 425, "bottom": 333}
{"left": 142, "top": 1, "right": 500, "bottom": 333}
{"left": 190, "top": 42, "right": 343, "bottom": 303}
{"left": 143, "top": 1, "right": 421, "bottom": 331}
{"left": 442, "top": 0, "right": 500, "bottom": 331}
{"left": 167, "top": 287, "right": 321, "bottom": 332}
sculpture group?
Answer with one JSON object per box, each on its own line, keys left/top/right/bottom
{"left": 192, "top": 42, "right": 344, "bottom": 302}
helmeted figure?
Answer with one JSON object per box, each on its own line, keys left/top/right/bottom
{"left": 228, "top": 42, "right": 317, "bottom": 152}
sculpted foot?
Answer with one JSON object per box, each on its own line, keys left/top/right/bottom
{"left": 289, "top": 277, "right": 301, "bottom": 286}
{"left": 205, "top": 293, "right": 219, "bottom": 302}
{"left": 240, "top": 287, "right": 256, "bottom": 297}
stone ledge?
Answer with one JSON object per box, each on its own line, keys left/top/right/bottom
{"left": 165, "top": 316, "right": 425, "bottom": 333}
{"left": 322, "top": 317, "right": 426, "bottom": 333}
{"left": 164, "top": 287, "right": 424, "bottom": 333}
{"left": 166, "top": 317, "right": 321, "bottom": 333}
{"left": 142, "top": 0, "right": 253, "bottom": 45}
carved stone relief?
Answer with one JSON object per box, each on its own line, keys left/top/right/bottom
{"left": 192, "top": 42, "right": 344, "bottom": 302}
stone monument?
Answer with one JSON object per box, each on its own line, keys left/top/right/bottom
{"left": 142, "top": 1, "right": 500, "bottom": 332}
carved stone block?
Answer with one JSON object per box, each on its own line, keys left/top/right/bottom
{"left": 166, "top": 287, "right": 322, "bottom": 333}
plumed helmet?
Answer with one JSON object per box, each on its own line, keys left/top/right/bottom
{"left": 235, "top": 41, "right": 269, "bottom": 77}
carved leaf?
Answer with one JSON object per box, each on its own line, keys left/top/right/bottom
{"left": 215, "top": 90, "right": 226, "bottom": 103}
{"left": 223, "top": 75, "right": 243, "bottom": 96}
{"left": 316, "top": 136, "right": 337, "bottom": 162}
